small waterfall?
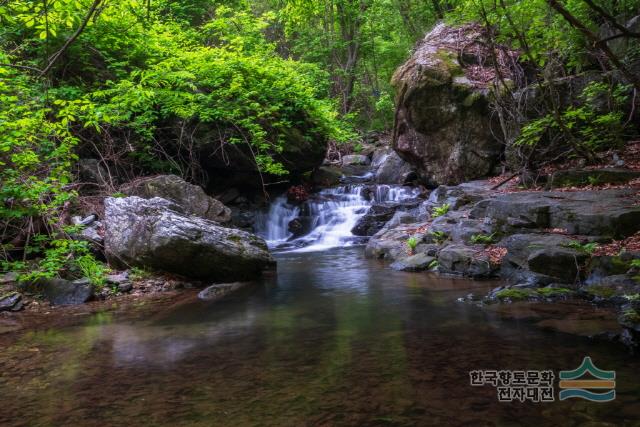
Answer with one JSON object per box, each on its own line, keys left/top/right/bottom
{"left": 257, "top": 184, "right": 420, "bottom": 252}
{"left": 255, "top": 198, "right": 300, "bottom": 243}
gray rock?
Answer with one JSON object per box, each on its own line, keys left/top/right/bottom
{"left": 72, "top": 214, "right": 97, "bottom": 226}
{"left": 117, "top": 282, "right": 133, "bottom": 293}
{"left": 78, "top": 221, "right": 103, "bottom": 245}
{"left": 351, "top": 204, "right": 397, "bottom": 236}
{"left": 371, "top": 148, "right": 415, "bottom": 184}
{"left": 104, "top": 196, "right": 275, "bottom": 281}
{"left": 391, "top": 23, "right": 509, "bottom": 185}
{"left": 311, "top": 166, "right": 344, "bottom": 186}
{"left": 23, "top": 278, "right": 94, "bottom": 305}
{"left": 472, "top": 189, "right": 640, "bottom": 238}
{"left": 106, "top": 272, "right": 129, "bottom": 285}
{"left": 0, "top": 292, "right": 23, "bottom": 312}
{"left": 121, "top": 175, "right": 231, "bottom": 223}
{"left": 198, "top": 282, "right": 252, "bottom": 301}
{"left": 390, "top": 253, "right": 436, "bottom": 272}
{"left": 342, "top": 154, "right": 370, "bottom": 166}
{"left": 437, "top": 244, "right": 495, "bottom": 278}
{"left": 0, "top": 272, "right": 18, "bottom": 285}
{"left": 500, "top": 234, "right": 589, "bottom": 284}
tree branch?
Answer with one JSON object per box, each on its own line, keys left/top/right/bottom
{"left": 39, "top": 0, "right": 102, "bottom": 77}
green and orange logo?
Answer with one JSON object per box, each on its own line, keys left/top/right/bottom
{"left": 559, "top": 357, "right": 616, "bottom": 402}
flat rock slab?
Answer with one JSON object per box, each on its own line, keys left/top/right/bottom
{"left": 473, "top": 189, "right": 640, "bottom": 238}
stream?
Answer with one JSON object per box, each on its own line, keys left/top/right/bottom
{"left": 1, "top": 180, "right": 640, "bottom": 426}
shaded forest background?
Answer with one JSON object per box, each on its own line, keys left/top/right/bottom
{"left": 1, "top": 0, "right": 639, "bottom": 281}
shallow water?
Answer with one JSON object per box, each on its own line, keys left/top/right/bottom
{"left": 1, "top": 247, "right": 639, "bottom": 426}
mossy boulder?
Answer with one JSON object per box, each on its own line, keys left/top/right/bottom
{"left": 391, "top": 23, "right": 515, "bottom": 185}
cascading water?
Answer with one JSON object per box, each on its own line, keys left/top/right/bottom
{"left": 256, "top": 183, "right": 421, "bottom": 252}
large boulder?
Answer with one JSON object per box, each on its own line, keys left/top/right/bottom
{"left": 121, "top": 175, "right": 231, "bottom": 223}
{"left": 104, "top": 197, "right": 274, "bottom": 281}
{"left": 391, "top": 23, "right": 514, "bottom": 185}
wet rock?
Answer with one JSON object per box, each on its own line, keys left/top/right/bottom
{"left": 198, "top": 282, "right": 252, "bottom": 302}
{"left": 342, "top": 154, "right": 370, "bottom": 166}
{"left": 311, "top": 166, "right": 343, "bottom": 186}
{"left": 288, "top": 216, "right": 314, "bottom": 238}
{"left": 121, "top": 174, "right": 231, "bottom": 223}
{"left": 391, "top": 23, "right": 510, "bottom": 185}
{"left": 365, "top": 224, "right": 419, "bottom": 261}
{"left": 230, "top": 207, "right": 257, "bottom": 231}
{"left": 546, "top": 168, "right": 640, "bottom": 189}
{"left": 0, "top": 292, "right": 23, "bottom": 312}
{"left": 104, "top": 196, "right": 275, "bottom": 281}
{"left": 390, "top": 253, "right": 436, "bottom": 272}
{"left": 351, "top": 204, "right": 397, "bottom": 236}
{"left": 582, "top": 275, "right": 640, "bottom": 304}
{"left": 437, "top": 244, "right": 495, "bottom": 278}
{"left": 371, "top": 148, "right": 415, "bottom": 184}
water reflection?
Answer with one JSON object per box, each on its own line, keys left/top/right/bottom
{"left": 1, "top": 247, "right": 639, "bottom": 426}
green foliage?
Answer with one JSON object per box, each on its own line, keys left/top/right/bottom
{"left": 406, "top": 236, "right": 419, "bottom": 253}
{"left": 516, "top": 82, "right": 631, "bottom": 152}
{"left": 630, "top": 259, "right": 640, "bottom": 269}
{"left": 430, "top": 231, "right": 448, "bottom": 244}
{"left": 585, "top": 285, "right": 616, "bottom": 299}
{"left": 129, "top": 267, "right": 152, "bottom": 281}
{"left": 470, "top": 233, "right": 496, "bottom": 245}
{"left": 563, "top": 240, "right": 598, "bottom": 255}
{"left": 4, "top": 237, "right": 106, "bottom": 289}
{"left": 495, "top": 288, "right": 532, "bottom": 301}
{"left": 431, "top": 203, "right": 450, "bottom": 218}
{"left": 428, "top": 259, "right": 439, "bottom": 270}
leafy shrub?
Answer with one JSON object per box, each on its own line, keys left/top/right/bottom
{"left": 470, "top": 233, "right": 496, "bottom": 245}
{"left": 430, "top": 231, "right": 448, "bottom": 244}
{"left": 516, "top": 82, "right": 631, "bottom": 153}
{"left": 406, "top": 236, "right": 419, "bottom": 253}
{"left": 563, "top": 240, "right": 598, "bottom": 255}
{"left": 431, "top": 203, "right": 450, "bottom": 218}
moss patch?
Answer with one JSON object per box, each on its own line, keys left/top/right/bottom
{"left": 585, "top": 285, "right": 617, "bottom": 299}
{"left": 537, "top": 287, "right": 573, "bottom": 297}
{"left": 496, "top": 288, "right": 534, "bottom": 301}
